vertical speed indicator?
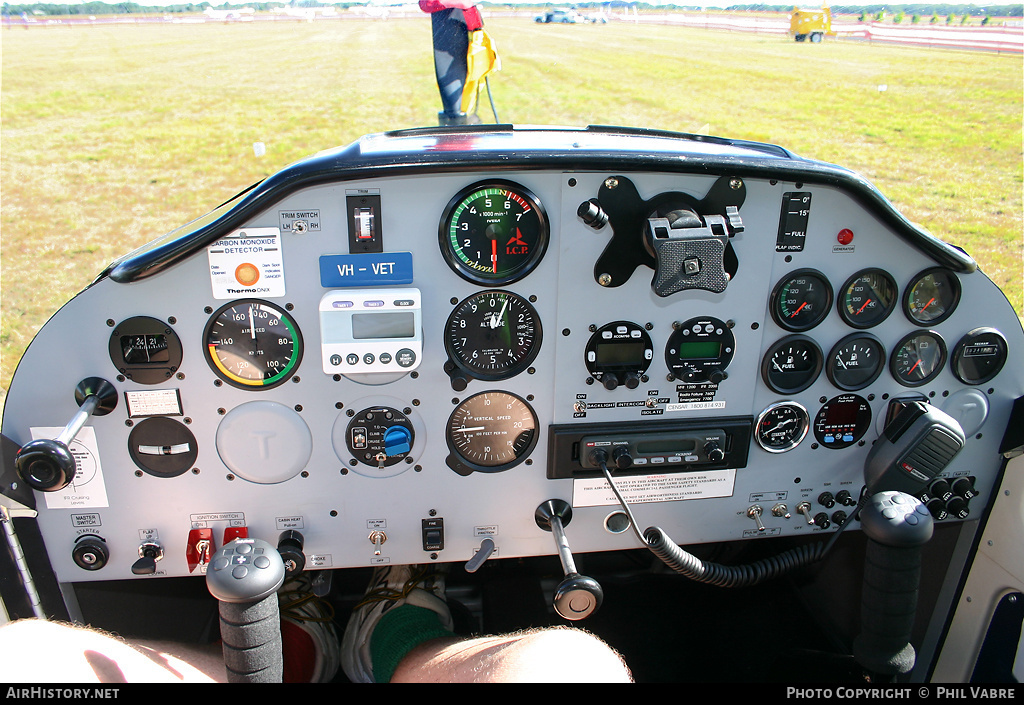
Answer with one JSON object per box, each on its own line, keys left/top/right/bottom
{"left": 439, "top": 180, "right": 549, "bottom": 286}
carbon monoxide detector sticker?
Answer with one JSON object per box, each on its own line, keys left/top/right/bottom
{"left": 207, "top": 227, "right": 285, "bottom": 299}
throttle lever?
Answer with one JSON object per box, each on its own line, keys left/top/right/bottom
{"left": 15, "top": 378, "right": 118, "bottom": 492}
{"left": 535, "top": 499, "right": 603, "bottom": 621}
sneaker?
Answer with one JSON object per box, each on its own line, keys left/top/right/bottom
{"left": 340, "top": 564, "right": 452, "bottom": 683}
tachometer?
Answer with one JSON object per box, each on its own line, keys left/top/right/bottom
{"left": 203, "top": 299, "right": 302, "bottom": 389}
{"left": 445, "top": 391, "right": 538, "bottom": 475}
{"left": 439, "top": 180, "right": 548, "bottom": 285}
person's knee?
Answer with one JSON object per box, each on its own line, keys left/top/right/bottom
{"left": 501, "top": 627, "right": 632, "bottom": 682}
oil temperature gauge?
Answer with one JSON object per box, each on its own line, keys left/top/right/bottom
{"left": 755, "top": 402, "right": 809, "bottom": 453}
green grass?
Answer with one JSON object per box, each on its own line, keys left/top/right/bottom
{"left": 2, "top": 17, "right": 1022, "bottom": 395}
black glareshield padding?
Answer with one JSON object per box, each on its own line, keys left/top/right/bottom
{"left": 864, "top": 401, "right": 966, "bottom": 496}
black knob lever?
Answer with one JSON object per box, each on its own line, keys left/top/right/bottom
{"left": 853, "top": 491, "right": 934, "bottom": 681}
{"left": 15, "top": 378, "right": 118, "bottom": 492}
{"left": 535, "top": 500, "right": 603, "bottom": 621}
{"left": 207, "top": 538, "right": 287, "bottom": 683}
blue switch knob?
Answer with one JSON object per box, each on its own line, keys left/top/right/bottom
{"left": 383, "top": 426, "right": 412, "bottom": 456}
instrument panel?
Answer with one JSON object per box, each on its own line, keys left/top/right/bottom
{"left": 3, "top": 126, "right": 1021, "bottom": 585}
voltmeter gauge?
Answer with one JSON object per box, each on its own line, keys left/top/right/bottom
{"left": 770, "top": 269, "right": 833, "bottom": 332}
{"left": 203, "top": 299, "right": 302, "bottom": 389}
{"left": 444, "top": 291, "right": 542, "bottom": 384}
{"left": 890, "top": 331, "right": 947, "bottom": 387}
{"left": 903, "top": 268, "right": 961, "bottom": 326}
{"left": 826, "top": 333, "right": 885, "bottom": 391}
{"left": 445, "top": 391, "right": 538, "bottom": 475}
{"left": 761, "top": 335, "right": 823, "bottom": 394}
{"left": 755, "top": 402, "right": 810, "bottom": 453}
{"left": 838, "top": 268, "right": 897, "bottom": 329}
{"left": 439, "top": 180, "right": 549, "bottom": 286}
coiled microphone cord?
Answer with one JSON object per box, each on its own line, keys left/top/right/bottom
{"left": 596, "top": 455, "right": 863, "bottom": 588}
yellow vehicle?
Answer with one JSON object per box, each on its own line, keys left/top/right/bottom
{"left": 791, "top": 5, "right": 832, "bottom": 42}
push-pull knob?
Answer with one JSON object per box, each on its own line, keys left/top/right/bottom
{"left": 535, "top": 500, "right": 603, "bottom": 621}
{"left": 15, "top": 378, "right": 118, "bottom": 492}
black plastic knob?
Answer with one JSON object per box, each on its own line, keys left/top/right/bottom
{"left": 611, "top": 446, "right": 633, "bottom": 470}
{"left": 72, "top": 535, "right": 109, "bottom": 571}
{"left": 553, "top": 574, "right": 603, "bottom": 620}
{"left": 818, "top": 492, "right": 836, "bottom": 509}
{"left": 704, "top": 442, "right": 725, "bottom": 463}
{"left": 945, "top": 495, "right": 970, "bottom": 519}
{"left": 602, "top": 373, "right": 620, "bottom": 391}
{"left": 15, "top": 439, "right": 78, "bottom": 493}
{"left": 577, "top": 199, "right": 608, "bottom": 229}
{"left": 951, "top": 477, "right": 977, "bottom": 500}
{"left": 929, "top": 479, "right": 953, "bottom": 501}
{"left": 623, "top": 373, "right": 640, "bottom": 390}
{"left": 924, "top": 497, "right": 948, "bottom": 521}
{"left": 277, "top": 530, "right": 306, "bottom": 577}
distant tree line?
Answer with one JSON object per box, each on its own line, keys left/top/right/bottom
{"left": 3, "top": 1, "right": 1021, "bottom": 17}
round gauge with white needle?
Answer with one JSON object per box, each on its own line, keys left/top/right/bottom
{"left": 761, "top": 335, "right": 823, "bottom": 394}
{"left": 826, "top": 333, "right": 884, "bottom": 391}
{"left": 444, "top": 291, "right": 542, "bottom": 382}
{"left": 445, "top": 391, "right": 538, "bottom": 475}
{"left": 203, "top": 299, "right": 302, "bottom": 389}
{"left": 755, "top": 402, "right": 810, "bottom": 453}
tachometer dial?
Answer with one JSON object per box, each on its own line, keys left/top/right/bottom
{"left": 903, "top": 268, "right": 961, "bottom": 326}
{"left": 770, "top": 269, "right": 833, "bottom": 332}
{"left": 838, "top": 268, "right": 897, "bottom": 329}
{"left": 445, "top": 391, "right": 538, "bottom": 475}
{"left": 203, "top": 300, "right": 302, "bottom": 389}
{"left": 445, "top": 291, "right": 542, "bottom": 382}
{"left": 826, "top": 333, "right": 884, "bottom": 391}
{"left": 890, "top": 331, "right": 947, "bottom": 387}
{"left": 755, "top": 402, "right": 810, "bottom": 453}
{"left": 440, "top": 180, "right": 549, "bottom": 285}
{"left": 761, "top": 335, "right": 823, "bottom": 394}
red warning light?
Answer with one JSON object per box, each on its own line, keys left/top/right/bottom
{"left": 837, "top": 229, "right": 854, "bottom": 245}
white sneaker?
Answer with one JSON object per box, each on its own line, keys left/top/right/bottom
{"left": 340, "top": 564, "right": 453, "bottom": 683}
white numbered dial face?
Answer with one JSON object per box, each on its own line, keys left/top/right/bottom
{"left": 447, "top": 392, "right": 537, "bottom": 470}
{"left": 445, "top": 291, "right": 541, "bottom": 380}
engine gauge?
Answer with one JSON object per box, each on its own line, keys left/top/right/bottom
{"left": 761, "top": 335, "right": 823, "bottom": 394}
{"left": 813, "top": 394, "right": 872, "bottom": 449}
{"left": 838, "top": 268, "right": 897, "bottom": 329}
{"left": 826, "top": 333, "right": 884, "bottom": 391}
{"left": 890, "top": 331, "right": 947, "bottom": 387}
{"left": 903, "top": 267, "right": 961, "bottom": 326}
{"left": 445, "top": 291, "right": 542, "bottom": 383}
{"left": 755, "top": 402, "right": 810, "bottom": 453}
{"left": 445, "top": 391, "right": 538, "bottom": 475}
{"left": 203, "top": 299, "right": 302, "bottom": 389}
{"left": 770, "top": 269, "right": 833, "bottom": 332}
{"left": 439, "top": 180, "right": 549, "bottom": 285}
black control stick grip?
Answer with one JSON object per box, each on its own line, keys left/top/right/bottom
{"left": 206, "top": 538, "right": 286, "bottom": 683}
{"left": 853, "top": 491, "right": 934, "bottom": 680}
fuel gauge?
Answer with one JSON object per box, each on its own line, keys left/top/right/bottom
{"left": 826, "top": 333, "right": 885, "bottom": 391}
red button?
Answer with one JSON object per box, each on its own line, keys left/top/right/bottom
{"left": 837, "top": 229, "right": 854, "bottom": 245}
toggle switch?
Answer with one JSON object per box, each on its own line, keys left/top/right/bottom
{"left": 187, "top": 528, "right": 214, "bottom": 574}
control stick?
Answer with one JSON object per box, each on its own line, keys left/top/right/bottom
{"left": 15, "top": 378, "right": 118, "bottom": 492}
{"left": 853, "top": 491, "right": 934, "bottom": 680}
{"left": 535, "top": 500, "right": 603, "bottom": 620}
{"left": 206, "top": 538, "right": 286, "bottom": 683}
